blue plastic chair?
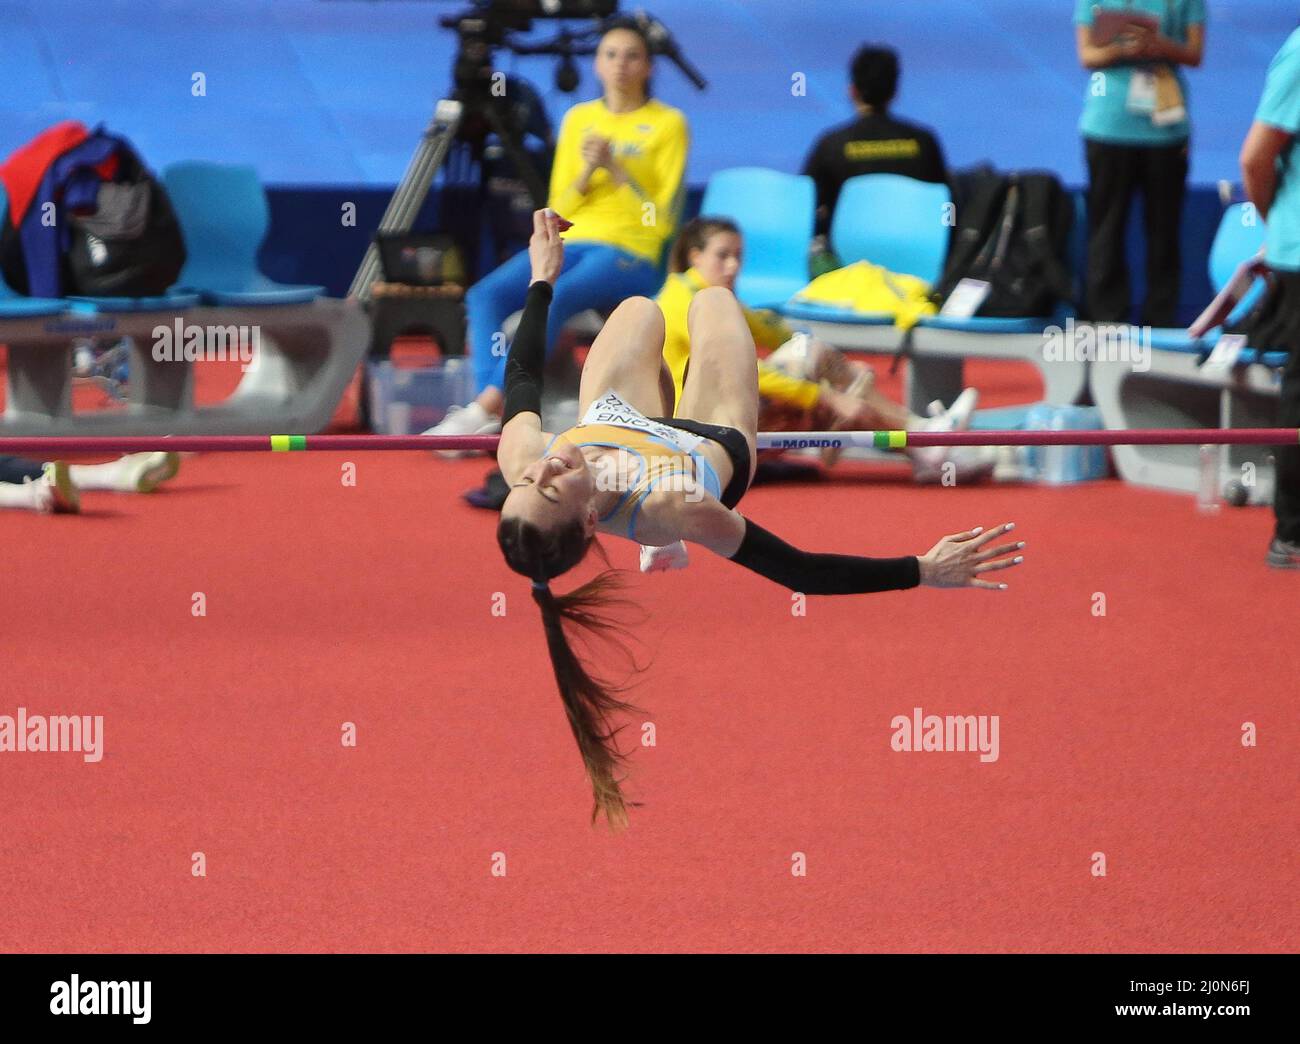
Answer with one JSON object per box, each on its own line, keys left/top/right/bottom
{"left": 698, "top": 168, "right": 815, "bottom": 309}
{"left": 1209, "top": 202, "right": 1267, "bottom": 311}
{"left": 782, "top": 174, "right": 950, "bottom": 326}
{"left": 0, "top": 182, "right": 75, "bottom": 318}
{"left": 162, "top": 162, "right": 323, "bottom": 305}
{"left": 1147, "top": 202, "right": 1269, "bottom": 353}
{"left": 830, "top": 173, "right": 951, "bottom": 284}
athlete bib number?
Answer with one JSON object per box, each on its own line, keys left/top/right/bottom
{"left": 582, "top": 390, "right": 706, "bottom": 454}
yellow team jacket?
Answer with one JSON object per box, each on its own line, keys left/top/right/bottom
{"left": 548, "top": 98, "right": 689, "bottom": 264}
{"left": 655, "top": 267, "right": 822, "bottom": 412}
{"left": 789, "top": 260, "right": 937, "bottom": 330}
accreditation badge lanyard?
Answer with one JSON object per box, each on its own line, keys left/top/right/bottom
{"left": 1123, "top": 0, "right": 1180, "bottom": 120}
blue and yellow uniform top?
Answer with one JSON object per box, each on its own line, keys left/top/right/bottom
{"left": 548, "top": 98, "right": 689, "bottom": 265}
{"left": 655, "top": 267, "right": 821, "bottom": 410}
{"left": 544, "top": 390, "right": 722, "bottom": 540}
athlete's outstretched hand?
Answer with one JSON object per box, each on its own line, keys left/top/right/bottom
{"left": 918, "top": 522, "right": 1024, "bottom": 590}
{"left": 529, "top": 208, "right": 566, "bottom": 286}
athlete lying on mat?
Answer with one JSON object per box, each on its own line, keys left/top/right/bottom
{"left": 496, "top": 209, "right": 1025, "bottom": 827}
{"left": 657, "top": 215, "right": 984, "bottom": 482}
{"left": 0, "top": 452, "right": 180, "bottom": 513}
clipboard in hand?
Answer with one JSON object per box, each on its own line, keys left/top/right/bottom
{"left": 1090, "top": 8, "right": 1159, "bottom": 46}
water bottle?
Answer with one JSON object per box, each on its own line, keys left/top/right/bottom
{"left": 1196, "top": 444, "right": 1221, "bottom": 514}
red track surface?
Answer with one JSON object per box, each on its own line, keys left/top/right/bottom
{"left": 1, "top": 354, "right": 1296, "bottom": 952}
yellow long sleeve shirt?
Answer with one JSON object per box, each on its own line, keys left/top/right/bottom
{"left": 548, "top": 97, "right": 689, "bottom": 264}
{"left": 655, "top": 268, "right": 822, "bottom": 412}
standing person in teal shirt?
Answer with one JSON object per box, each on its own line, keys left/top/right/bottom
{"left": 1075, "top": 0, "right": 1206, "bottom": 326}
{"left": 1240, "top": 27, "right": 1300, "bottom": 569}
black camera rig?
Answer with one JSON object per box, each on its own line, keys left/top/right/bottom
{"left": 348, "top": 0, "right": 705, "bottom": 300}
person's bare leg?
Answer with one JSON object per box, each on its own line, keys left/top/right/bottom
{"left": 842, "top": 386, "right": 915, "bottom": 430}
{"left": 805, "top": 340, "right": 860, "bottom": 390}
{"left": 577, "top": 296, "right": 667, "bottom": 418}
{"left": 798, "top": 340, "right": 919, "bottom": 429}
{"left": 676, "top": 286, "right": 759, "bottom": 481}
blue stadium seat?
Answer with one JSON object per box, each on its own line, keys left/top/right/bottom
{"left": 917, "top": 313, "right": 1068, "bottom": 334}
{"left": 1145, "top": 202, "right": 1269, "bottom": 353}
{"left": 162, "top": 162, "right": 324, "bottom": 305}
{"left": 1210, "top": 202, "right": 1268, "bottom": 291}
{"left": 829, "top": 173, "right": 951, "bottom": 283}
{"left": 782, "top": 173, "right": 950, "bottom": 327}
{"left": 0, "top": 278, "right": 68, "bottom": 318}
{"left": 67, "top": 292, "right": 201, "bottom": 312}
{"left": 698, "top": 167, "right": 814, "bottom": 309}
{"left": 0, "top": 182, "right": 75, "bottom": 318}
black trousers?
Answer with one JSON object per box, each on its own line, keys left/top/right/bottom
{"left": 1085, "top": 138, "right": 1189, "bottom": 327}
{"left": 1238, "top": 271, "right": 1300, "bottom": 542}
{"left": 1279, "top": 347, "right": 1300, "bottom": 543}
{"left": 0, "top": 456, "right": 44, "bottom": 485}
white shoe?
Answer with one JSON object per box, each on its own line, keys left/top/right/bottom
{"left": 993, "top": 445, "right": 1025, "bottom": 483}
{"left": 941, "top": 388, "right": 979, "bottom": 432}
{"left": 910, "top": 389, "right": 980, "bottom": 473}
{"left": 23, "top": 462, "right": 81, "bottom": 513}
{"left": 640, "top": 541, "right": 690, "bottom": 573}
{"left": 424, "top": 402, "right": 501, "bottom": 459}
{"left": 118, "top": 451, "right": 180, "bottom": 492}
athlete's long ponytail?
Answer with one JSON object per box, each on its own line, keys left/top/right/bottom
{"left": 498, "top": 516, "right": 646, "bottom": 828}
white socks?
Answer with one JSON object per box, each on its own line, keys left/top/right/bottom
{"left": 0, "top": 479, "right": 42, "bottom": 510}
{"left": 67, "top": 458, "right": 134, "bottom": 491}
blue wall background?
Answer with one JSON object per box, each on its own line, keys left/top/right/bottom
{"left": 3, "top": 0, "right": 1298, "bottom": 321}
{"left": 3, "top": 0, "right": 1295, "bottom": 186}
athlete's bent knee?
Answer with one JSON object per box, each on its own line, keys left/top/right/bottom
{"left": 613, "top": 295, "right": 660, "bottom": 317}
{"left": 688, "top": 284, "right": 738, "bottom": 320}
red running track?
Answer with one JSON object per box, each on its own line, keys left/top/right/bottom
{"left": 0, "top": 354, "right": 1296, "bottom": 952}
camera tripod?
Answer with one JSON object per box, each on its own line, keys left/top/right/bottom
{"left": 348, "top": 88, "right": 550, "bottom": 302}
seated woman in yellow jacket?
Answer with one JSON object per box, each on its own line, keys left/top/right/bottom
{"left": 655, "top": 217, "right": 979, "bottom": 479}
{"left": 429, "top": 19, "right": 688, "bottom": 446}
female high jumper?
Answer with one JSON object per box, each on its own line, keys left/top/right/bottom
{"left": 496, "top": 209, "right": 1026, "bottom": 827}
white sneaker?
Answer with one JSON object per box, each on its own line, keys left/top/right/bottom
{"left": 910, "top": 389, "right": 980, "bottom": 473}
{"left": 118, "top": 451, "right": 181, "bottom": 492}
{"left": 640, "top": 541, "right": 690, "bottom": 573}
{"left": 424, "top": 402, "right": 501, "bottom": 459}
{"left": 942, "top": 388, "right": 979, "bottom": 432}
{"left": 23, "top": 462, "right": 81, "bottom": 513}
{"left": 993, "top": 445, "right": 1025, "bottom": 483}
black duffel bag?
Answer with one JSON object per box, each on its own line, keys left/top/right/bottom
{"left": 934, "top": 168, "right": 1076, "bottom": 318}
{"left": 66, "top": 146, "right": 186, "bottom": 297}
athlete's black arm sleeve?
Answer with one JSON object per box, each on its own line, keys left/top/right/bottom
{"left": 726, "top": 517, "right": 921, "bottom": 594}
{"left": 501, "top": 279, "right": 554, "bottom": 425}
